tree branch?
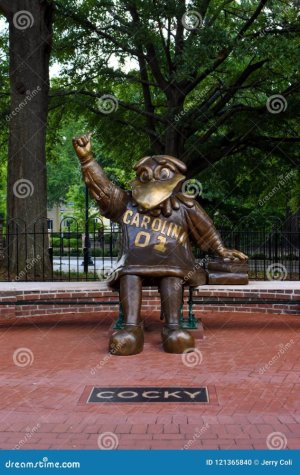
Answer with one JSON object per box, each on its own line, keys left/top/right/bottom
{"left": 245, "top": 25, "right": 300, "bottom": 39}
{"left": 207, "top": 0, "right": 235, "bottom": 26}
{"left": 85, "top": 105, "right": 163, "bottom": 146}
{"left": 183, "top": 0, "right": 269, "bottom": 94}
{"left": 54, "top": 1, "right": 140, "bottom": 58}
{"left": 237, "top": 0, "right": 269, "bottom": 38}
{"left": 50, "top": 89, "right": 167, "bottom": 124}
{"left": 247, "top": 136, "right": 300, "bottom": 144}
{"left": 211, "top": 59, "right": 267, "bottom": 114}
{"left": 153, "top": 0, "right": 173, "bottom": 75}
{"left": 126, "top": 3, "right": 168, "bottom": 92}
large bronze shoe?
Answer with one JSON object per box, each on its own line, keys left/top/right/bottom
{"left": 109, "top": 325, "right": 144, "bottom": 356}
{"left": 161, "top": 325, "right": 195, "bottom": 354}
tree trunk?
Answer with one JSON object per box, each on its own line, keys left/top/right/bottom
{"left": 163, "top": 89, "right": 186, "bottom": 158}
{"left": 1, "top": 0, "right": 54, "bottom": 279}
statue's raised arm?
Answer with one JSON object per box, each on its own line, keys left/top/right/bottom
{"left": 72, "top": 133, "right": 128, "bottom": 221}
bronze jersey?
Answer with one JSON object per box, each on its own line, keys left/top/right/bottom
{"left": 114, "top": 200, "right": 198, "bottom": 281}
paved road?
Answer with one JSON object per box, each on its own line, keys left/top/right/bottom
{"left": 53, "top": 257, "right": 299, "bottom": 275}
{"left": 53, "top": 257, "right": 118, "bottom": 273}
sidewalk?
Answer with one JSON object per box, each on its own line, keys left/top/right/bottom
{"left": 0, "top": 309, "right": 299, "bottom": 450}
{"left": 1, "top": 280, "right": 300, "bottom": 292}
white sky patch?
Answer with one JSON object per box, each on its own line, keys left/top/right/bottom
{"left": 50, "top": 63, "right": 62, "bottom": 78}
{"left": 0, "top": 16, "right": 7, "bottom": 31}
{"left": 107, "top": 55, "right": 138, "bottom": 73}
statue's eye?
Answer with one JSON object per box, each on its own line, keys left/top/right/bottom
{"left": 139, "top": 170, "right": 151, "bottom": 182}
{"left": 159, "top": 167, "right": 171, "bottom": 180}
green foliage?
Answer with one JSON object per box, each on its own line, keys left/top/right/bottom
{"left": 200, "top": 150, "right": 298, "bottom": 229}
{"left": 0, "top": 0, "right": 299, "bottom": 227}
{"left": 0, "top": 25, "right": 9, "bottom": 219}
{"left": 0, "top": 161, "right": 6, "bottom": 219}
{"left": 47, "top": 0, "right": 299, "bottom": 225}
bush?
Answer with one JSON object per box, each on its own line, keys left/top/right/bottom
{"left": 51, "top": 237, "right": 80, "bottom": 247}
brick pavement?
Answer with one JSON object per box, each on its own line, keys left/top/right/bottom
{"left": 0, "top": 311, "right": 299, "bottom": 450}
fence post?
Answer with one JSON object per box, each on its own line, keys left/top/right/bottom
{"left": 81, "top": 185, "right": 94, "bottom": 273}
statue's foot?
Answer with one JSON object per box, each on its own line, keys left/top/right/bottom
{"left": 161, "top": 326, "right": 195, "bottom": 354}
{"left": 109, "top": 325, "right": 144, "bottom": 356}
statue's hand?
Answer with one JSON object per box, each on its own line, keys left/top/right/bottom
{"left": 72, "top": 132, "right": 93, "bottom": 161}
{"left": 218, "top": 248, "right": 248, "bottom": 261}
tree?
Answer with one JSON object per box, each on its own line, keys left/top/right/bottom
{"left": 0, "top": 0, "right": 54, "bottom": 277}
{"left": 52, "top": 0, "right": 299, "bottom": 176}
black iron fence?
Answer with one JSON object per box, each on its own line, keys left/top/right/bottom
{"left": 0, "top": 217, "right": 299, "bottom": 282}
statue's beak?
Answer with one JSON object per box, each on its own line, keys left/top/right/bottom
{"left": 131, "top": 174, "right": 185, "bottom": 210}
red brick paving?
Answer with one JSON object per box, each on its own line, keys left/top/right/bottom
{"left": 0, "top": 311, "right": 299, "bottom": 450}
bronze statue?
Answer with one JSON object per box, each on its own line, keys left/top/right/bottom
{"left": 73, "top": 133, "right": 247, "bottom": 356}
